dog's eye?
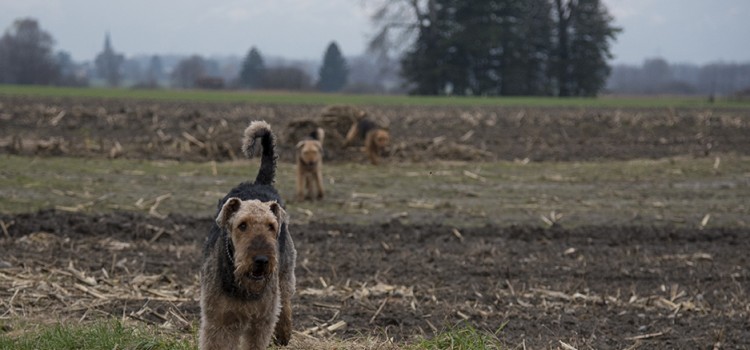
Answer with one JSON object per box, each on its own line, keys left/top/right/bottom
{"left": 238, "top": 222, "right": 247, "bottom": 231}
{"left": 268, "top": 223, "right": 276, "bottom": 232}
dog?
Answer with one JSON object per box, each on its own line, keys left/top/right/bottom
{"left": 295, "top": 128, "right": 325, "bottom": 201}
{"left": 343, "top": 117, "right": 390, "bottom": 165}
{"left": 200, "top": 121, "right": 296, "bottom": 350}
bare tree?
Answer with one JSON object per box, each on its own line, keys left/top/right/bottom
{"left": 365, "top": 0, "right": 435, "bottom": 85}
{"left": 263, "top": 66, "right": 312, "bottom": 91}
{"left": 367, "top": 0, "right": 431, "bottom": 57}
{"left": 171, "top": 55, "right": 206, "bottom": 88}
{"left": 55, "top": 51, "right": 88, "bottom": 86}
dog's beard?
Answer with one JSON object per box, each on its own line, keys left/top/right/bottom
{"left": 377, "top": 140, "right": 389, "bottom": 148}
{"left": 300, "top": 155, "right": 319, "bottom": 168}
{"left": 234, "top": 259, "right": 273, "bottom": 296}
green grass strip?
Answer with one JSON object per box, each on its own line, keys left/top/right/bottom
{"left": 1, "top": 84, "right": 748, "bottom": 108}
{"left": 0, "top": 319, "right": 194, "bottom": 350}
{"left": 412, "top": 323, "right": 506, "bottom": 350}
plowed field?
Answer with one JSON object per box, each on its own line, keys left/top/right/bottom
{"left": 1, "top": 96, "right": 749, "bottom": 348}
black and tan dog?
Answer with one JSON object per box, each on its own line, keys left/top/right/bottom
{"left": 295, "top": 128, "right": 325, "bottom": 201}
{"left": 343, "top": 118, "right": 390, "bottom": 165}
{"left": 200, "top": 121, "right": 296, "bottom": 350}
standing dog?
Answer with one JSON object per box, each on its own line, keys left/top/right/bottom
{"left": 295, "top": 128, "right": 325, "bottom": 201}
{"left": 343, "top": 118, "right": 390, "bottom": 165}
{"left": 200, "top": 121, "right": 296, "bottom": 350}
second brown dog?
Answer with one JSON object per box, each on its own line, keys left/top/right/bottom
{"left": 296, "top": 128, "right": 325, "bottom": 201}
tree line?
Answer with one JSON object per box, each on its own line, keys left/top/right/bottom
{"left": 0, "top": 18, "right": 355, "bottom": 92}
{"left": 369, "top": 0, "right": 620, "bottom": 96}
{"left": 607, "top": 58, "right": 750, "bottom": 97}
{"left": 5, "top": 14, "right": 748, "bottom": 97}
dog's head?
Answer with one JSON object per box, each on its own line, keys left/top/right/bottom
{"left": 296, "top": 139, "right": 323, "bottom": 166}
{"left": 216, "top": 198, "right": 286, "bottom": 295}
{"left": 372, "top": 129, "right": 390, "bottom": 151}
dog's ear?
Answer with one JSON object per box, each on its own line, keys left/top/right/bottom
{"left": 268, "top": 201, "right": 287, "bottom": 229}
{"left": 296, "top": 141, "right": 305, "bottom": 149}
{"left": 216, "top": 197, "right": 242, "bottom": 228}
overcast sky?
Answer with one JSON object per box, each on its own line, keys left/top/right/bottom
{"left": 1, "top": 0, "right": 748, "bottom": 65}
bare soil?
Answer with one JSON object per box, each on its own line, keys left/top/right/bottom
{"left": 1, "top": 96, "right": 750, "bottom": 348}
{"left": 1, "top": 210, "right": 748, "bottom": 348}
{"left": 2, "top": 96, "right": 750, "bottom": 163}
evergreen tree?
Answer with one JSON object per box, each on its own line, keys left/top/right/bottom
{"left": 238, "top": 47, "right": 265, "bottom": 89}
{"left": 399, "top": 0, "right": 447, "bottom": 95}
{"left": 94, "top": 33, "right": 124, "bottom": 87}
{"left": 460, "top": 0, "right": 528, "bottom": 95}
{"left": 434, "top": 0, "right": 472, "bottom": 95}
{"left": 400, "top": 29, "right": 445, "bottom": 95}
{"left": 400, "top": 0, "right": 555, "bottom": 96}
{"left": 512, "top": 0, "right": 554, "bottom": 95}
{"left": 552, "top": 0, "right": 573, "bottom": 96}
{"left": 0, "top": 18, "right": 59, "bottom": 85}
{"left": 372, "top": 0, "right": 618, "bottom": 96}
{"left": 567, "top": 0, "right": 620, "bottom": 96}
{"left": 553, "top": 0, "right": 619, "bottom": 96}
{"left": 317, "top": 42, "right": 349, "bottom": 92}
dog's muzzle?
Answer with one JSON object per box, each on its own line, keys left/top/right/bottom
{"left": 300, "top": 158, "right": 317, "bottom": 169}
{"left": 248, "top": 255, "right": 269, "bottom": 280}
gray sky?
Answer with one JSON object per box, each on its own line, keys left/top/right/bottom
{"left": 1, "top": 0, "right": 749, "bottom": 65}
{"left": 605, "top": 0, "right": 750, "bottom": 64}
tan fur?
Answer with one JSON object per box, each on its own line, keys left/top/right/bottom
{"left": 200, "top": 199, "right": 296, "bottom": 350}
{"left": 242, "top": 121, "right": 272, "bottom": 158}
{"left": 364, "top": 129, "right": 390, "bottom": 165}
{"left": 344, "top": 120, "right": 390, "bottom": 165}
{"left": 295, "top": 128, "right": 325, "bottom": 201}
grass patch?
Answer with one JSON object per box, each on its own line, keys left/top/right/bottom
{"left": 2, "top": 154, "right": 749, "bottom": 228}
{"left": 0, "top": 319, "right": 193, "bottom": 350}
{"left": 1, "top": 84, "right": 748, "bottom": 108}
{"left": 412, "top": 323, "right": 505, "bottom": 350}
{"left": 0, "top": 319, "right": 506, "bottom": 350}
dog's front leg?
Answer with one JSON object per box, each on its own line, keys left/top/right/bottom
{"left": 200, "top": 325, "right": 241, "bottom": 350}
{"left": 314, "top": 168, "right": 324, "bottom": 200}
{"left": 273, "top": 297, "right": 293, "bottom": 346}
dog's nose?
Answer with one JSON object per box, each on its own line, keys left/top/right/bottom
{"left": 253, "top": 255, "right": 269, "bottom": 266}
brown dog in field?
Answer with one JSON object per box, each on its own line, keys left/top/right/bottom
{"left": 296, "top": 128, "right": 325, "bottom": 201}
{"left": 343, "top": 118, "right": 390, "bottom": 165}
{"left": 200, "top": 121, "right": 296, "bottom": 350}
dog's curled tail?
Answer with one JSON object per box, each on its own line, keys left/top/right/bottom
{"left": 242, "top": 120, "right": 277, "bottom": 185}
{"left": 311, "top": 127, "right": 325, "bottom": 144}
